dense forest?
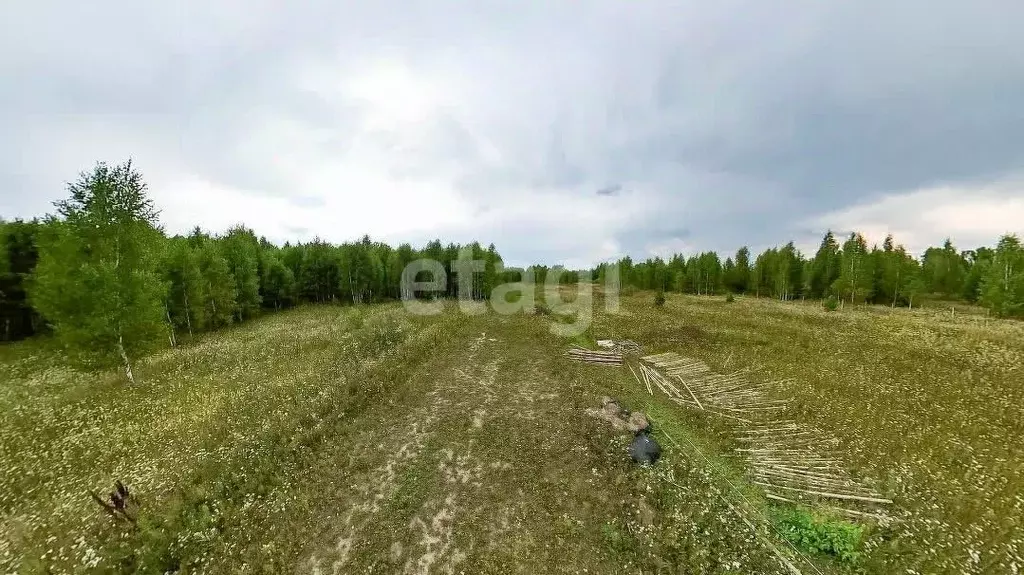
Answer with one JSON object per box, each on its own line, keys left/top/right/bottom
{"left": 1, "top": 162, "right": 1023, "bottom": 378}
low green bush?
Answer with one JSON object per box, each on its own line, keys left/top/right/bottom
{"left": 774, "top": 506, "right": 864, "bottom": 565}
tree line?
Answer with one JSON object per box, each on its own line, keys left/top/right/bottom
{"left": 0, "top": 162, "right": 529, "bottom": 380}
{"left": 2, "top": 161, "right": 1022, "bottom": 380}
{"left": 594, "top": 230, "right": 1023, "bottom": 316}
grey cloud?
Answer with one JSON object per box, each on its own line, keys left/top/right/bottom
{"left": 2, "top": 1, "right": 1023, "bottom": 265}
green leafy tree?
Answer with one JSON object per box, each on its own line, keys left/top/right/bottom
{"left": 31, "top": 161, "right": 166, "bottom": 382}
{"left": 665, "top": 254, "right": 685, "bottom": 293}
{"left": 365, "top": 240, "right": 386, "bottom": 301}
{"left": 388, "top": 243, "right": 418, "bottom": 300}
{"left": 751, "top": 248, "right": 775, "bottom": 297}
{"left": 872, "top": 235, "right": 919, "bottom": 307}
{"left": 905, "top": 269, "right": 928, "bottom": 309}
{"left": 195, "top": 241, "right": 236, "bottom": 329}
{"left": 775, "top": 242, "right": 804, "bottom": 301}
{"left": 280, "top": 242, "right": 305, "bottom": 283}
{"left": 683, "top": 252, "right": 722, "bottom": 295}
{"left": 833, "top": 233, "right": 874, "bottom": 304}
{"left": 220, "top": 226, "right": 262, "bottom": 320}
{"left": 162, "top": 238, "right": 206, "bottom": 337}
{"left": 261, "top": 252, "right": 296, "bottom": 310}
{"left": 340, "top": 238, "right": 378, "bottom": 304}
{"left": 0, "top": 219, "right": 43, "bottom": 341}
{"left": 300, "top": 239, "right": 340, "bottom": 303}
{"left": 921, "top": 239, "right": 966, "bottom": 298}
{"left": 961, "top": 247, "right": 994, "bottom": 303}
{"left": 980, "top": 235, "right": 1024, "bottom": 317}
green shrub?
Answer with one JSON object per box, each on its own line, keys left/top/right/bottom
{"left": 774, "top": 506, "right": 863, "bottom": 565}
{"left": 823, "top": 296, "right": 840, "bottom": 312}
{"left": 354, "top": 313, "right": 408, "bottom": 355}
{"left": 725, "top": 293, "right": 735, "bottom": 303}
{"left": 654, "top": 292, "right": 666, "bottom": 307}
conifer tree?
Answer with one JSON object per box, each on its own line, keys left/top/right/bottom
{"left": 723, "top": 257, "right": 736, "bottom": 292}
{"left": 809, "top": 231, "right": 841, "bottom": 299}
{"left": 483, "top": 243, "right": 502, "bottom": 301}
{"left": 731, "top": 247, "right": 751, "bottom": 294}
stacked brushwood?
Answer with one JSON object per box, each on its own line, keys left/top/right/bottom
{"left": 566, "top": 346, "right": 623, "bottom": 365}
{"left": 635, "top": 351, "right": 894, "bottom": 524}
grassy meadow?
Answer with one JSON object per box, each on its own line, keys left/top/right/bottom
{"left": 1, "top": 292, "right": 1021, "bottom": 573}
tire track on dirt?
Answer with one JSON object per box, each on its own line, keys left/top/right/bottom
{"left": 305, "top": 332, "right": 501, "bottom": 575}
{"left": 302, "top": 320, "right": 638, "bottom": 574}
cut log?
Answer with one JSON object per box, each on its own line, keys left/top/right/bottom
{"left": 674, "top": 375, "right": 704, "bottom": 410}
{"left": 764, "top": 493, "right": 894, "bottom": 522}
{"left": 629, "top": 363, "right": 652, "bottom": 395}
{"left": 752, "top": 481, "right": 893, "bottom": 504}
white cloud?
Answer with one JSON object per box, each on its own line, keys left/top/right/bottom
{"left": 155, "top": 172, "right": 473, "bottom": 245}
{"left": 805, "top": 181, "right": 1024, "bottom": 256}
{"left": 645, "top": 239, "right": 698, "bottom": 261}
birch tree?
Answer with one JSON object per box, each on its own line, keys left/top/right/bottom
{"left": 195, "top": 241, "right": 236, "bottom": 329}
{"left": 260, "top": 252, "right": 296, "bottom": 310}
{"left": 980, "top": 235, "right": 1024, "bottom": 317}
{"left": 961, "top": 247, "right": 994, "bottom": 303}
{"left": 31, "top": 161, "right": 166, "bottom": 383}
{"left": 221, "top": 226, "right": 262, "bottom": 319}
{"left": 833, "top": 233, "right": 873, "bottom": 304}
{"left": 163, "top": 238, "right": 206, "bottom": 337}
{"left": 300, "top": 239, "right": 339, "bottom": 303}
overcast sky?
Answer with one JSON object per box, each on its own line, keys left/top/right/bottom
{"left": 2, "top": 1, "right": 1022, "bottom": 268}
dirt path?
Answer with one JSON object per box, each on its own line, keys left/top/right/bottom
{"left": 288, "top": 311, "right": 791, "bottom": 574}
{"left": 291, "top": 316, "right": 628, "bottom": 573}
{"left": 304, "top": 332, "right": 498, "bottom": 574}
